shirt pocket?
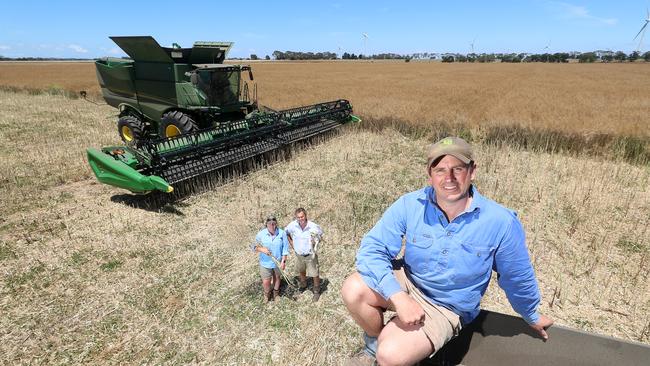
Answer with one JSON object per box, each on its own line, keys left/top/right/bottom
{"left": 404, "top": 232, "right": 434, "bottom": 273}
{"left": 452, "top": 242, "right": 496, "bottom": 285}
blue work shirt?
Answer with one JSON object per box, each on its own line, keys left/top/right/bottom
{"left": 255, "top": 227, "right": 289, "bottom": 269}
{"left": 356, "top": 186, "right": 541, "bottom": 325}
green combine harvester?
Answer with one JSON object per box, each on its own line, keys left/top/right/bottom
{"left": 86, "top": 36, "right": 359, "bottom": 194}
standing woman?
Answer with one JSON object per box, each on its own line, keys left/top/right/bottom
{"left": 254, "top": 215, "right": 289, "bottom": 302}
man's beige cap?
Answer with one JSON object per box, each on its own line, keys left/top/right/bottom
{"left": 265, "top": 214, "right": 277, "bottom": 223}
{"left": 427, "top": 136, "right": 474, "bottom": 168}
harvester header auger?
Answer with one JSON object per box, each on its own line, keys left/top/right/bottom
{"left": 88, "top": 100, "right": 360, "bottom": 194}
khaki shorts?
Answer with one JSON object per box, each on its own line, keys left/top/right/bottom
{"left": 259, "top": 265, "right": 280, "bottom": 279}
{"left": 294, "top": 253, "right": 319, "bottom": 277}
{"left": 390, "top": 265, "right": 462, "bottom": 353}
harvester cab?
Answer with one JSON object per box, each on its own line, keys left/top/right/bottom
{"left": 87, "top": 36, "right": 360, "bottom": 196}
{"left": 95, "top": 36, "right": 257, "bottom": 142}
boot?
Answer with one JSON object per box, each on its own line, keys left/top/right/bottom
{"left": 263, "top": 290, "right": 272, "bottom": 303}
{"left": 312, "top": 286, "right": 321, "bottom": 302}
{"left": 273, "top": 289, "right": 280, "bottom": 301}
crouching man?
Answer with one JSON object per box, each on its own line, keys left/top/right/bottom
{"left": 341, "top": 137, "right": 553, "bottom": 366}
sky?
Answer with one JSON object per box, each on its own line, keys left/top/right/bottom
{"left": 1, "top": 0, "right": 649, "bottom": 58}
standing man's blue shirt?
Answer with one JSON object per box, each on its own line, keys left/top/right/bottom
{"left": 356, "top": 186, "right": 541, "bottom": 325}
{"left": 256, "top": 227, "right": 289, "bottom": 269}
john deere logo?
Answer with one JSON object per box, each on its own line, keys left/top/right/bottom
{"left": 442, "top": 138, "right": 453, "bottom": 145}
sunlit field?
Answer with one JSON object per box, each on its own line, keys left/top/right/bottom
{"left": 1, "top": 61, "right": 649, "bottom": 138}
{"left": 0, "top": 61, "right": 649, "bottom": 364}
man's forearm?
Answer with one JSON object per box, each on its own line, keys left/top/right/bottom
{"left": 287, "top": 236, "right": 294, "bottom": 252}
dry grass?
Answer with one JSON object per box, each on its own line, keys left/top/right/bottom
{"left": 0, "top": 90, "right": 116, "bottom": 217}
{"left": 0, "top": 61, "right": 98, "bottom": 97}
{"left": 254, "top": 61, "right": 650, "bottom": 138}
{"left": 0, "top": 63, "right": 649, "bottom": 364}
{"left": 2, "top": 60, "right": 648, "bottom": 164}
{"left": 1, "top": 61, "right": 649, "bottom": 138}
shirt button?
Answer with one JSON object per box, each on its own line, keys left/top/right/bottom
{"left": 446, "top": 231, "right": 452, "bottom": 237}
{"left": 442, "top": 249, "right": 448, "bottom": 255}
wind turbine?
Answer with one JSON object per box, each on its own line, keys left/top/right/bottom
{"left": 634, "top": 8, "right": 650, "bottom": 52}
{"left": 362, "top": 32, "right": 369, "bottom": 58}
{"left": 470, "top": 38, "right": 476, "bottom": 54}
{"left": 542, "top": 40, "right": 551, "bottom": 62}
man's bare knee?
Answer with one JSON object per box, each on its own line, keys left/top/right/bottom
{"left": 376, "top": 338, "right": 410, "bottom": 366}
{"left": 341, "top": 273, "right": 367, "bottom": 306}
{"left": 376, "top": 327, "right": 404, "bottom": 365}
{"left": 376, "top": 319, "right": 433, "bottom": 366}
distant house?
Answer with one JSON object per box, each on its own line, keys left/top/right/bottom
{"left": 594, "top": 50, "right": 614, "bottom": 59}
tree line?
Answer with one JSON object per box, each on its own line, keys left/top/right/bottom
{"left": 270, "top": 51, "right": 338, "bottom": 60}
{"left": 3, "top": 50, "right": 650, "bottom": 63}
{"left": 0, "top": 56, "right": 91, "bottom": 61}
{"left": 441, "top": 51, "right": 650, "bottom": 63}
{"left": 245, "top": 50, "right": 650, "bottom": 62}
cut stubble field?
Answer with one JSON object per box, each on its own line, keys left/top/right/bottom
{"left": 0, "top": 62, "right": 649, "bottom": 364}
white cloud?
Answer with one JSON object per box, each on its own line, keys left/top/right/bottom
{"left": 68, "top": 44, "right": 88, "bottom": 53}
{"left": 0, "top": 45, "right": 10, "bottom": 50}
{"left": 550, "top": 1, "right": 618, "bottom": 25}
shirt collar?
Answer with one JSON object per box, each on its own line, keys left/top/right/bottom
{"left": 294, "top": 220, "right": 311, "bottom": 231}
{"left": 266, "top": 228, "right": 279, "bottom": 236}
{"left": 421, "top": 185, "right": 484, "bottom": 214}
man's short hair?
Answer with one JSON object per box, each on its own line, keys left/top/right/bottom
{"left": 295, "top": 207, "right": 307, "bottom": 216}
{"left": 427, "top": 136, "right": 474, "bottom": 170}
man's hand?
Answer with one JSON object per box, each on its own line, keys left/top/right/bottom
{"left": 390, "top": 291, "right": 425, "bottom": 326}
{"left": 530, "top": 314, "right": 554, "bottom": 341}
{"left": 280, "top": 258, "right": 286, "bottom": 270}
{"left": 258, "top": 246, "right": 271, "bottom": 256}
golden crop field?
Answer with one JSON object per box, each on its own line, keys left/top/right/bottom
{"left": 1, "top": 61, "right": 649, "bottom": 138}
{"left": 0, "top": 61, "right": 649, "bottom": 364}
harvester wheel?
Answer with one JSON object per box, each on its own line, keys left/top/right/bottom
{"left": 117, "top": 115, "right": 145, "bottom": 143}
{"left": 159, "top": 111, "right": 198, "bottom": 138}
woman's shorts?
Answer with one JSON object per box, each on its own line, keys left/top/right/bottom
{"left": 259, "top": 265, "right": 281, "bottom": 279}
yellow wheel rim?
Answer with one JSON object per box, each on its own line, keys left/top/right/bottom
{"left": 165, "top": 125, "right": 182, "bottom": 138}
{"left": 121, "top": 125, "right": 134, "bottom": 142}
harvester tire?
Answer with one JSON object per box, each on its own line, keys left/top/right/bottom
{"left": 117, "top": 115, "right": 145, "bottom": 143}
{"left": 159, "top": 111, "right": 198, "bottom": 138}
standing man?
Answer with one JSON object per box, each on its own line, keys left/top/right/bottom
{"left": 286, "top": 208, "right": 324, "bottom": 302}
{"left": 341, "top": 137, "right": 553, "bottom": 366}
{"left": 254, "top": 215, "right": 289, "bottom": 303}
